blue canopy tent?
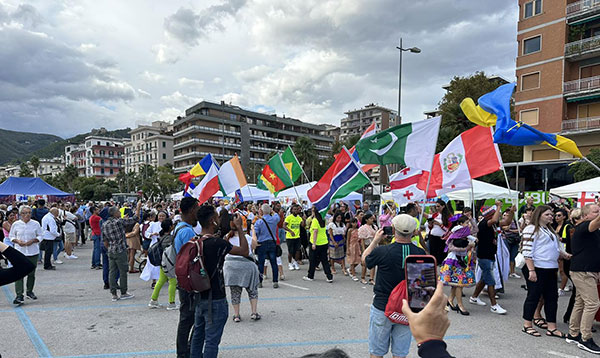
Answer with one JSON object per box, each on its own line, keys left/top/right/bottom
{"left": 0, "top": 177, "right": 75, "bottom": 203}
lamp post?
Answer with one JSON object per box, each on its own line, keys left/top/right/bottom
{"left": 396, "top": 38, "right": 421, "bottom": 124}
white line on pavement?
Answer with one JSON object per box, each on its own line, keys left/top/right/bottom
{"left": 547, "top": 351, "right": 581, "bottom": 358}
{"left": 279, "top": 282, "right": 310, "bottom": 291}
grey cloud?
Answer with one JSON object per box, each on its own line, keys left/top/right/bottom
{"left": 163, "top": 0, "right": 247, "bottom": 45}
{"left": 12, "top": 4, "right": 44, "bottom": 28}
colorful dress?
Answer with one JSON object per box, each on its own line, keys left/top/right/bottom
{"left": 346, "top": 229, "right": 361, "bottom": 265}
{"left": 327, "top": 222, "right": 346, "bottom": 261}
{"left": 440, "top": 226, "right": 476, "bottom": 287}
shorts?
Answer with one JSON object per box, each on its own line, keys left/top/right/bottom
{"left": 286, "top": 238, "right": 301, "bottom": 256}
{"left": 369, "top": 305, "right": 412, "bottom": 357}
{"left": 142, "top": 239, "right": 151, "bottom": 251}
{"left": 64, "top": 232, "right": 76, "bottom": 244}
{"left": 478, "top": 258, "right": 496, "bottom": 286}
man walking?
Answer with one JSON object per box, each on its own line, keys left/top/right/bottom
{"left": 566, "top": 204, "right": 600, "bottom": 353}
{"left": 89, "top": 206, "right": 102, "bottom": 270}
{"left": 41, "top": 208, "right": 60, "bottom": 270}
{"left": 284, "top": 204, "right": 304, "bottom": 270}
{"left": 102, "top": 200, "right": 141, "bottom": 302}
{"left": 8, "top": 205, "right": 42, "bottom": 305}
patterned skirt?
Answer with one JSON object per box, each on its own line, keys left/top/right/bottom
{"left": 440, "top": 252, "right": 476, "bottom": 287}
{"left": 328, "top": 234, "right": 345, "bottom": 261}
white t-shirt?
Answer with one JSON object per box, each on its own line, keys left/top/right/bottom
{"left": 193, "top": 223, "right": 202, "bottom": 235}
{"left": 63, "top": 211, "right": 78, "bottom": 234}
{"left": 226, "top": 234, "right": 253, "bottom": 258}
{"left": 327, "top": 222, "right": 346, "bottom": 236}
{"left": 429, "top": 214, "right": 446, "bottom": 237}
{"left": 149, "top": 221, "right": 162, "bottom": 244}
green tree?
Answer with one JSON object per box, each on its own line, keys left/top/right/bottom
{"left": 344, "top": 134, "right": 361, "bottom": 149}
{"left": 19, "top": 162, "right": 32, "bottom": 177}
{"left": 155, "top": 165, "right": 180, "bottom": 199}
{"left": 294, "top": 136, "right": 316, "bottom": 179}
{"left": 30, "top": 156, "right": 40, "bottom": 177}
{"left": 569, "top": 149, "right": 600, "bottom": 182}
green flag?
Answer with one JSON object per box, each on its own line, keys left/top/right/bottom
{"left": 281, "top": 147, "right": 302, "bottom": 183}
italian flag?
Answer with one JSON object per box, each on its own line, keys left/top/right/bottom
{"left": 257, "top": 154, "right": 294, "bottom": 193}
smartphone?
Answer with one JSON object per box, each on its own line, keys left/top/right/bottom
{"left": 383, "top": 226, "right": 393, "bottom": 236}
{"left": 405, "top": 255, "right": 438, "bottom": 312}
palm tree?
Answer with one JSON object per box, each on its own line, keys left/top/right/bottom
{"left": 30, "top": 156, "right": 40, "bottom": 177}
{"left": 294, "top": 136, "right": 316, "bottom": 179}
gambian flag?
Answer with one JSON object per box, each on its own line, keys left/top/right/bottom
{"left": 191, "top": 162, "right": 220, "bottom": 204}
{"left": 258, "top": 154, "right": 294, "bottom": 193}
{"left": 307, "top": 147, "right": 369, "bottom": 218}
{"left": 218, "top": 155, "right": 247, "bottom": 196}
{"left": 355, "top": 116, "right": 441, "bottom": 170}
{"left": 281, "top": 147, "right": 302, "bottom": 183}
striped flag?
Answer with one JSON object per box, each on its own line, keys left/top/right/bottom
{"left": 348, "top": 122, "right": 377, "bottom": 172}
{"left": 389, "top": 167, "right": 426, "bottom": 205}
{"left": 307, "top": 147, "right": 370, "bottom": 217}
{"left": 218, "top": 155, "right": 247, "bottom": 196}
{"left": 191, "top": 161, "right": 220, "bottom": 204}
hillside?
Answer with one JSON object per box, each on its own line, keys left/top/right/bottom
{"left": 0, "top": 129, "right": 63, "bottom": 165}
{"left": 0, "top": 127, "right": 132, "bottom": 165}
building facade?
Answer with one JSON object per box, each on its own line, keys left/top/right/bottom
{"left": 64, "top": 136, "right": 128, "bottom": 178}
{"left": 172, "top": 101, "right": 334, "bottom": 179}
{"left": 515, "top": 0, "right": 600, "bottom": 162}
{"left": 124, "top": 121, "right": 174, "bottom": 173}
{"left": 321, "top": 124, "right": 341, "bottom": 143}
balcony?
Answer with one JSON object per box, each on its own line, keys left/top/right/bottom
{"left": 563, "top": 75, "right": 600, "bottom": 100}
{"left": 565, "top": 35, "right": 600, "bottom": 60}
{"left": 173, "top": 138, "right": 241, "bottom": 150}
{"left": 173, "top": 125, "right": 240, "bottom": 138}
{"left": 567, "top": 0, "right": 600, "bottom": 24}
{"left": 561, "top": 116, "right": 600, "bottom": 133}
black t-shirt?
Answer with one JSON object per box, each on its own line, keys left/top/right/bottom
{"left": 365, "top": 242, "right": 425, "bottom": 311}
{"left": 477, "top": 219, "right": 497, "bottom": 260}
{"left": 199, "top": 236, "right": 233, "bottom": 300}
{"left": 571, "top": 221, "right": 600, "bottom": 273}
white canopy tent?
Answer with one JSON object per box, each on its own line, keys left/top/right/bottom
{"left": 549, "top": 177, "right": 600, "bottom": 198}
{"left": 380, "top": 180, "right": 518, "bottom": 205}
{"left": 227, "top": 184, "right": 271, "bottom": 201}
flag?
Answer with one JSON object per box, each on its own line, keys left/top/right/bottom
{"left": 260, "top": 154, "right": 294, "bottom": 193}
{"left": 462, "top": 83, "right": 583, "bottom": 158}
{"left": 191, "top": 162, "right": 220, "bottom": 204}
{"left": 355, "top": 116, "right": 441, "bottom": 169}
{"left": 178, "top": 154, "right": 218, "bottom": 187}
{"left": 307, "top": 147, "right": 370, "bottom": 217}
{"left": 417, "top": 126, "right": 502, "bottom": 198}
{"left": 218, "top": 155, "right": 247, "bottom": 196}
{"left": 281, "top": 147, "right": 302, "bottom": 182}
{"left": 183, "top": 182, "right": 196, "bottom": 197}
{"left": 348, "top": 122, "right": 378, "bottom": 172}
{"left": 256, "top": 175, "right": 275, "bottom": 192}
{"left": 389, "top": 167, "right": 426, "bottom": 205}
{"left": 234, "top": 188, "right": 244, "bottom": 204}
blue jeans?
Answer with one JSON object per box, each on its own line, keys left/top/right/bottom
{"left": 256, "top": 240, "right": 278, "bottom": 283}
{"left": 278, "top": 228, "right": 286, "bottom": 243}
{"left": 101, "top": 245, "right": 119, "bottom": 284}
{"left": 190, "top": 298, "right": 228, "bottom": 358}
{"left": 368, "top": 305, "right": 412, "bottom": 357}
{"left": 53, "top": 239, "right": 64, "bottom": 260}
{"left": 91, "top": 235, "right": 101, "bottom": 267}
{"left": 478, "top": 258, "right": 496, "bottom": 286}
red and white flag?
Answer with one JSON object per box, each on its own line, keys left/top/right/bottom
{"left": 348, "top": 122, "right": 378, "bottom": 172}
{"left": 389, "top": 167, "right": 426, "bottom": 205}
{"left": 191, "top": 162, "right": 220, "bottom": 204}
{"left": 418, "top": 126, "right": 503, "bottom": 198}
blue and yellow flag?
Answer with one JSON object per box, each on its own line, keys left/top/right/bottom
{"left": 460, "top": 83, "right": 583, "bottom": 158}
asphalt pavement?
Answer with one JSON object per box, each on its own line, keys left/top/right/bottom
{"left": 1, "top": 243, "right": 597, "bottom": 358}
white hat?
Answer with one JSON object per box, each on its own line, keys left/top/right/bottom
{"left": 392, "top": 214, "right": 417, "bottom": 235}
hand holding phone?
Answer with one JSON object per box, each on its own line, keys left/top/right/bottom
{"left": 405, "top": 255, "right": 437, "bottom": 312}
{"left": 383, "top": 226, "right": 394, "bottom": 237}
{"left": 402, "top": 281, "right": 450, "bottom": 344}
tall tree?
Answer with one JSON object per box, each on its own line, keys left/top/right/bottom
{"left": 155, "top": 165, "right": 180, "bottom": 199}
{"left": 30, "top": 156, "right": 40, "bottom": 177}
{"left": 294, "top": 136, "right": 317, "bottom": 180}
{"left": 569, "top": 149, "right": 600, "bottom": 182}
{"left": 19, "top": 162, "right": 32, "bottom": 177}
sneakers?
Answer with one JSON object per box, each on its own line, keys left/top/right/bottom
{"left": 273, "top": 283, "right": 279, "bottom": 289}
{"left": 558, "top": 289, "right": 566, "bottom": 297}
{"left": 103, "top": 283, "right": 109, "bottom": 290}
{"left": 258, "top": 282, "right": 263, "bottom": 288}
{"left": 279, "top": 274, "right": 285, "bottom": 281}
{"left": 166, "top": 303, "right": 180, "bottom": 311}
{"left": 564, "top": 286, "right": 572, "bottom": 292}
{"left": 26, "top": 292, "right": 37, "bottom": 300}
{"left": 302, "top": 276, "right": 314, "bottom": 281}
{"left": 13, "top": 295, "right": 24, "bottom": 305}
{"left": 469, "top": 297, "right": 487, "bottom": 306}
{"left": 120, "top": 292, "right": 135, "bottom": 300}
{"left": 148, "top": 299, "right": 161, "bottom": 309}
{"left": 509, "top": 273, "right": 521, "bottom": 279}
{"left": 566, "top": 333, "right": 581, "bottom": 345}
{"left": 293, "top": 262, "right": 300, "bottom": 270}
{"left": 54, "top": 259, "right": 63, "bottom": 264}
{"left": 490, "top": 304, "right": 507, "bottom": 315}
{"left": 578, "top": 338, "right": 600, "bottom": 354}
{"left": 111, "top": 294, "right": 119, "bottom": 302}
{"left": 67, "top": 254, "right": 78, "bottom": 259}
{"left": 288, "top": 263, "right": 295, "bottom": 271}
{"left": 326, "top": 278, "right": 333, "bottom": 283}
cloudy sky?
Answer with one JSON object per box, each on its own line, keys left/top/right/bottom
{"left": 0, "top": 0, "right": 518, "bottom": 138}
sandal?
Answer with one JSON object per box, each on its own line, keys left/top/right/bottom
{"left": 233, "top": 315, "right": 241, "bottom": 323}
{"left": 343, "top": 270, "right": 349, "bottom": 276}
{"left": 351, "top": 275, "right": 359, "bottom": 281}
{"left": 546, "top": 329, "right": 566, "bottom": 338}
{"left": 533, "top": 318, "right": 548, "bottom": 329}
{"left": 250, "top": 313, "right": 261, "bottom": 321}
{"left": 522, "top": 326, "right": 541, "bottom": 337}
{"left": 368, "top": 279, "right": 375, "bottom": 285}
{"left": 361, "top": 278, "right": 368, "bottom": 285}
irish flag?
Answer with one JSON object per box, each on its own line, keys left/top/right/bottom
{"left": 355, "top": 116, "right": 441, "bottom": 170}
{"left": 417, "top": 126, "right": 503, "bottom": 198}
{"left": 219, "top": 155, "right": 247, "bottom": 196}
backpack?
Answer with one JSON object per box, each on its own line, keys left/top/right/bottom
{"left": 141, "top": 222, "right": 151, "bottom": 240}
{"left": 175, "top": 235, "right": 212, "bottom": 293}
{"left": 384, "top": 280, "right": 410, "bottom": 325}
{"left": 148, "top": 228, "right": 180, "bottom": 267}
{"left": 162, "top": 245, "right": 177, "bottom": 279}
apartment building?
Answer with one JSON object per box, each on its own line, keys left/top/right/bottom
{"left": 0, "top": 157, "right": 64, "bottom": 178}
{"left": 65, "top": 136, "right": 128, "bottom": 178}
{"left": 321, "top": 124, "right": 341, "bottom": 143}
{"left": 124, "top": 121, "right": 174, "bottom": 173}
{"left": 172, "top": 101, "right": 334, "bottom": 177}
{"left": 515, "top": 0, "right": 600, "bottom": 162}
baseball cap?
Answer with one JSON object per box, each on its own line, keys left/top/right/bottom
{"left": 392, "top": 214, "right": 418, "bottom": 235}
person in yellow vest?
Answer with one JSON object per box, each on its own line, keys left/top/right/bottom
{"left": 284, "top": 204, "right": 305, "bottom": 271}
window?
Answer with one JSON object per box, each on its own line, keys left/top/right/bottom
{"left": 521, "top": 72, "right": 540, "bottom": 91}
{"left": 524, "top": 0, "right": 542, "bottom": 18}
{"left": 578, "top": 103, "right": 600, "bottom": 118}
{"left": 162, "top": 141, "right": 166, "bottom": 148}
{"left": 97, "top": 141, "right": 100, "bottom": 145}
{"left": 520, "top": 108, "right": 539, "bottom": 125}
{"left": 162, "top": 153, "right": 166, "bottom": 160}
{"left": 523, "top": 36, "right": 541, "bottom": 55}
{"left": 110, "top": 169, "right": 114, "bottom": 175}
{"left": 580, "top": 64, "right": 600, "bottom": 78}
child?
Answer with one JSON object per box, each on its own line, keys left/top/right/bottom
{"left": 345, "top": 218, "right": 361, "bottom": 281}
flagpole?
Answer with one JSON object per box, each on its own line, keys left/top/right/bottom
{"left": 583, "top": 156, "right": 600, "bottom": 174}
{"left": 346, "top": 145, "right": 394, "bottom": 214}
{"left": 470, "top": 179, "right": 475, "bottom": 214}
{"left": 278, "top": 150, "right": 302, "bottom": 204}
{"left": 288, "top": 145, "right": 314, "bottom": 188}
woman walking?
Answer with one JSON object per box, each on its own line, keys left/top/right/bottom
{"left": 303, "top": 207, "right": 333, "bottom": 283}
{"left": 3, "top": 210, "right": 17, "bottom": 248}
{"left": 521, "top": 205, "right": 571, "bottom": 338}
{"left": 125, "top": 219, "right": 141, "bottom": 273}
{"left": 427, "top": 199, "right": 451, "bottom": 265}
{"left": 358, "top": 213, "right": 377, "bottom": 285}
{"left": 148, "top": 219, "right": 179, "bottom": 310}
{"left": 327, "top": 212, "right": 347, "bottom": 275}
{"left": 346, "top": 218, "right": 361, "bottom": 281}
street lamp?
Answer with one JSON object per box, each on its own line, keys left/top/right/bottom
{"left": 396, "top": 38, "right": 421, "bottom": 124}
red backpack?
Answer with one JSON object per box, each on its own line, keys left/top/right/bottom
{"left": 384, "top": 280, "right": 409, "bottom": 325}
{"left": 175, "top": 235, "right": 212, "bottom": 293}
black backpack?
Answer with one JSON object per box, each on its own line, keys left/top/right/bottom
{"left": 148, "top": 228, "right": 180, "bottom": 266}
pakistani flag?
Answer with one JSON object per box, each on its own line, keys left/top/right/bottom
{"left": 355, "top": 116, "right": 441, "bottom": 170}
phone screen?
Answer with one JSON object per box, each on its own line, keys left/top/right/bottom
{"left": 405, "top": 255, "right": 437, "bottom": 312}
{"left": 383, "top": 226, "right": 393, "bottom": 236}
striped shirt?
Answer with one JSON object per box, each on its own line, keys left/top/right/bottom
{"left": 521, "top": 225, "right": 562, "bottom": 269}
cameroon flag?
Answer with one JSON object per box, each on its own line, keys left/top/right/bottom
{"left": 258, "top": 154, "right": 294, "bottom": 193}
{"left": 281, "top": 147, "right": 302, "bottom": 182}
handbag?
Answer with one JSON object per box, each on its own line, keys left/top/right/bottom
{"left": 515, "top": 252, "right": 526, "bottom": 269}
{"left": 262, "top": 218, "right": 282, "bottom": 257}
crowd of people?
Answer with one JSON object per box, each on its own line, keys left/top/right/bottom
{"left": 1, "top": 193, "right": 600, "bottom": 358}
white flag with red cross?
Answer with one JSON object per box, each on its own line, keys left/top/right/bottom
{"left": 389, "top": 167, "right": 426, "bottom": 205}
